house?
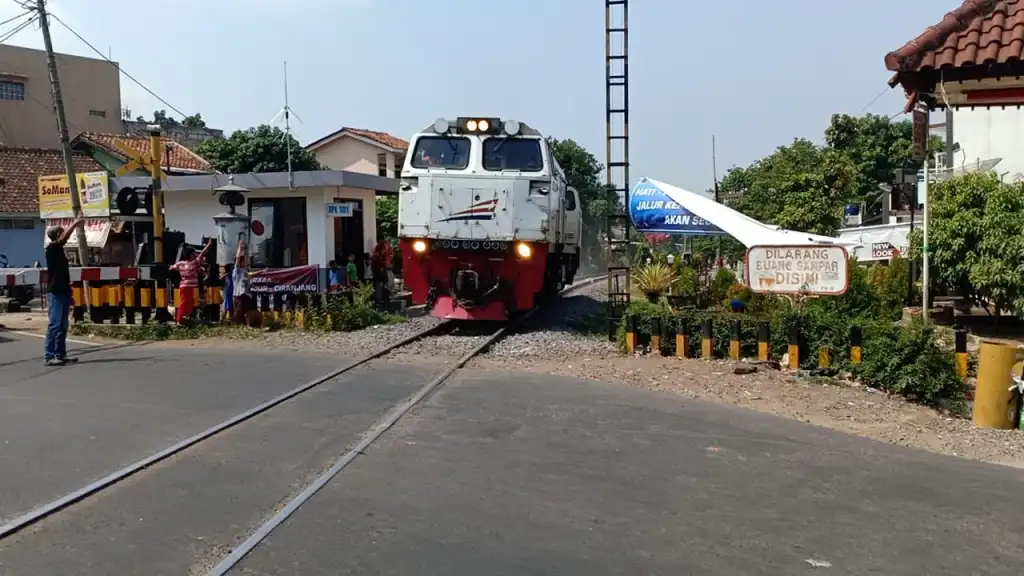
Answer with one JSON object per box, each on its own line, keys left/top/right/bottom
{"left": 885, "top": 0, "right": 1024, "bottom": 181}
{"left": 306, "top": 127, "right": 409, "bottom": 182}
{"left": 0, "top": 44, "right": 122, "bottom": 149}
{"left": 0, "top": 147, "right": 105, "bottom": 266}
{"left": 72, "top": 132, "right": 214, "bottom": 176}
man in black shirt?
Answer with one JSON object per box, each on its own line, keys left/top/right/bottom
{"left": 44, "top": 216, "right": 83, "bottom": 366}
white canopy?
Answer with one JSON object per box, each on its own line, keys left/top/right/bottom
{"left": 639, "top": 177, "right": 860, "bottom": 248}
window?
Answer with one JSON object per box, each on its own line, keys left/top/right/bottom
{"left": 410, "top": 136, "right": 471, "bottom": 169}
{"left": 482, "top": 137, "right": 543, "bottom": 172}
{"left": 0, "top": 218, "right": 35, "bottom": 229}
{"left": 377, "top": 153, "right": 387, "bottom": 177}
{"left": 566, "top": 189, "right": 577, "bottom": 211}
{"left": 248, "top": 197, "right": 308, "bottom": 268}
{"left": 88, "top": 109, "right": 107, "bottom": 118}
{"left": 0, "top": 80, "right": 24, "bottom": 101}
{"left": 394, "top": 155, "right": 405, "bottom": 177}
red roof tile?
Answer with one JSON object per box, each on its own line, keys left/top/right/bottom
{"left": 0, "top": 147, "right": 104, "bottom": 213}
{"left": 885, "top": 0, "right": 1024, "bottom": 72}
{"left": 74, "top": 132, "right": 213, "bottom": 173}
{"left": 306, "top": 127, "right": 409, "bottom": 152}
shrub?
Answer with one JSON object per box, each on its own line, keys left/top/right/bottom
{"left": 308, "top": 284, "right": 405, "bottom": 332}
{"left": 633, "top": 263, "right": 677, "bottom": 299}
{"left": 866, "top": 256, "right": 911, "bottom": 319}
{"left": 710, "top": 268, "right": 737, "bottom": 303}
{"left": 615, "top": 298, "right": 968, "bottom": 414}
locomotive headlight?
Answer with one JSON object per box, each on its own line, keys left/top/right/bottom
{"left": 503, "top": 120, "right": 520, "bottom": 136}
{"left": 412, "top": 239, "right": 428, "bottom": 253}
{"left": 477, "top": 119, "right": 489, "bottom": 132}
{"left": 466, "top": 119, "right": 478, "bottom": 132}
{"left": 515, "top": 242, "right": 532, "bottom": 259}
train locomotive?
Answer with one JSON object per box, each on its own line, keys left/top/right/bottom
{"left": 398, "top": 117, "right": 582, "bottom": 321}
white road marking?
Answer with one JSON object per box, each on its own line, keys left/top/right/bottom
{"left": 10, "top": 331, "right": 101, "bottom": 347}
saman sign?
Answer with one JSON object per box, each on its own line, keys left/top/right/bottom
{"left": 745, "top": 245, "right": 849, "bottom": 296}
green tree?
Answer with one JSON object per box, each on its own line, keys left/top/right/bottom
{"left": 910, "top": 172, "right": 1024, "bottom": 316}
{"left": 723, "top": 138, "right": 857, "bottom": 236}
{"left": 548, "top": 138, "right": 621, "bottom": 266}
{"left": 376, "top": 196, "right": 398, "bottom": 240}
{"left": 182, "top": 113, "right": 207, "bottom": 129}
{"left": 825, "top": 113, "right": 943, "bottom": 221}
{"left": 196, "top": 125, "right": 322, "bottom": 174}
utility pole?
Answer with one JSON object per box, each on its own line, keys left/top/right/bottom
{"left": 36, "top": 0, "right": 89, "bottom": 267}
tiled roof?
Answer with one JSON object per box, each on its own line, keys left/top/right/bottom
{"left": 0, "top": 147, "right": 104, "bottom": 213}
{"left": 0, "top": 146, "right": 104, "bottom": 212}
{"left": 74, "top": 132, "right": 213, "bottom": 173}
{"left": 306, "top": 127, "right": 409, "bottom": 151}
{"left": 885, "top": 0, "right": 1024, "bottom": 72}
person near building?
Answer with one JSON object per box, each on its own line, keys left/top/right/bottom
{"left": 371, "top": 236, "right": 394, "bottom": 308}
{"left": 43, "top": 216, "right": 84, "bottom": 366}
{"left": 170, "top": 239, "right": 213, "bottom": 325}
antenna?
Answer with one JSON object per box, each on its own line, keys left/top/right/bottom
{"left": 269, "top": 61, "right": 304, "bottom": 190}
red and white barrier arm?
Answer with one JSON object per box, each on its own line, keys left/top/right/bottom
{"left": 1, "top": 267, "right": 153, "bottom": 286}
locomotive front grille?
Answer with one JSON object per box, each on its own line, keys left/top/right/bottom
{"left": 435, "top": 239, "right": 511, "bottom": 252}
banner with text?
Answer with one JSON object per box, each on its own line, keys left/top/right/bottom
{"left": 38, "top": 172, "right": 110, "bottom": 219}
{"left": 628, "top": 179, "right": 727, "bottom": 236}
{"left": 42, "top": 217, "right": 112, "bottom": 248}
{"left": 249, "top": 265, "right": 320, "bottom": 294}
{"left": 745, "top": 245, "right": 849, "bottom": 296}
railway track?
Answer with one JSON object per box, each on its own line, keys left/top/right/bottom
{"left": 0, "top": 275, "right": 606, "bottom": 561}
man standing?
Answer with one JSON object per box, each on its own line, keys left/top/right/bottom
{"left": 44, "top": 216, "right": 83, "bottom": 366}
{"left": 371, "top": 235, "right": 393, "bottom": 309}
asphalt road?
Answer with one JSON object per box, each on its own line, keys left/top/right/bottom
{"left": 1, "top": 331, "right": 1022, "bottom": 575}
{"left": 231, "top": 371, "right": 1024, "bottom": 576}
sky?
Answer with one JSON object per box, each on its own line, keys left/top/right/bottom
{"left": 0, "top": 0, "right": 946, "bottom": 192}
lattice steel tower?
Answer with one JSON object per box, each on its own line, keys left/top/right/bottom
{"left": 605, "top": 0, "right": 631, "bottom": 339}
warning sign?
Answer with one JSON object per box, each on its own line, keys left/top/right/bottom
{"left": 745, "top": 245, "right": 849, "bottom": 296}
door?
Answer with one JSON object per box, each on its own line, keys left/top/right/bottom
{"left": 333, "top": 197, "right": 365, "bottom": 273}
{"left": 564, "top": 187, "right": 581, "bottom": 252}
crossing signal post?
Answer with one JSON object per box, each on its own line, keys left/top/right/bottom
{"left": 114, "top": 126, "right": 168, "bottom": 263}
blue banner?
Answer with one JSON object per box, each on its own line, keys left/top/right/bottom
{"left": 628, "top": 179, "right": 726, "bottom": 236}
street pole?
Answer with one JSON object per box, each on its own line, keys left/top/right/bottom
{"left": 148, "top": 127, "right": 165, "bottom": 263}
{"left": 36, "top": 0, "right": 88, "bottom": 267}
{"left": 921, "top": 160, "right": 930, "bottom": 323}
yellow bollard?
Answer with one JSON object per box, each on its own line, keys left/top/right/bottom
{"left": 973, "top": 340, "right": 1020, "bottom": 429}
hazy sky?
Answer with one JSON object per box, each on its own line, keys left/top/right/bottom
{"left": 1, "top": 0, "right": 943, "bottom": 191}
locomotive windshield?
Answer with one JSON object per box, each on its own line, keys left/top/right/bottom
{"left": 482, "top": 137, "right": 543, "bottom": 172}
{"left": 410, "top": 136, "right": 471, "bottom": 169}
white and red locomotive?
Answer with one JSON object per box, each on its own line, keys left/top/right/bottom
{"left": 398, "top": 117, "right": 582, "bottom": 321}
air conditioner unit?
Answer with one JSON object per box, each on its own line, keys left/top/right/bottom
{"left": 844, "top": 203, "right": 863, "bottom": 227}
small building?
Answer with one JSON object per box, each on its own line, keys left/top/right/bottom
{"left": 0, "top": 44, "right": 122, "bottom": 149}
{"left": 0, "top": 147, "right": 106, "bottom": 266}
{"left": 121, "top": 119, "right": 224, "bottom": 151}
{"left": 111, "top": 170, "right": 398, "bottom": 281}
{"left": 306, "top": 127, "right": 408, "bottom": 180}
{"left": 885, "top": 0, "right": 1024, "bottom": 180}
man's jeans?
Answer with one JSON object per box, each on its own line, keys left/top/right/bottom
{"left": 44, "top": 292, "right": 71, "bottom": 361}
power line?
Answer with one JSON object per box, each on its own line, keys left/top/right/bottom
{"left": 45, "top": 10, "right": 188, "bottom": 119}
{"left": 857, "top": 87, "right": 890, "bottom": 115}
{"left": 0, "top": 8, "right": 31, "bottom": 29}
{"left": 0, "top": 12, "right": 35, "bottom": 43}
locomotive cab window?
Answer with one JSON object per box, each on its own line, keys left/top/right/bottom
{"left": 566, "top": 189, "right": 577, "bottom": 211}
{"left": 482, "top": 138, "right": 543, "bottom": 172}
{"left": 410, "top": 136, "right": 471, "bottom": 169}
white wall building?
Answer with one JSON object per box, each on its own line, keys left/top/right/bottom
{"left": 942, "top": 107, "right": 1019, "bottom": 180}
{"left": 111, "top": 171, "right": 398, "bottom": 279}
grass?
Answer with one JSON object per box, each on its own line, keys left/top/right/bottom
{"left": 70, "top": 322, "right": 260, "bottom": 342}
